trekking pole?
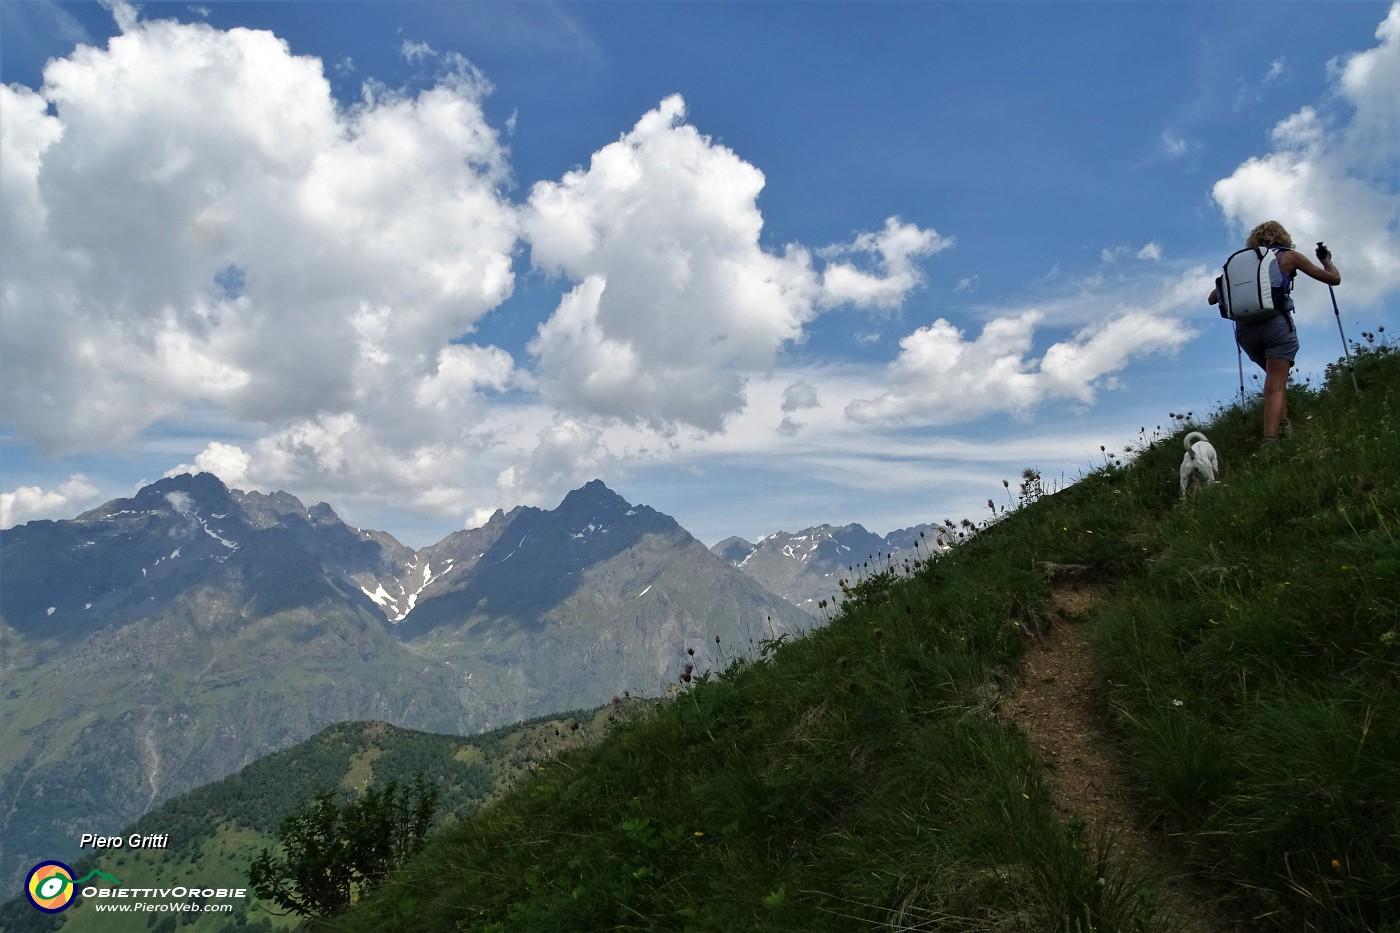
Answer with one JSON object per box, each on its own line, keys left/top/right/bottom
{"left": 1236, "top": 342, "right": 1247, "bottom": 421}
{"left": 1328, "top": 285, "right": 1359, "bottom": 391}
{"left": 1318, "top": 241, "right": 1360, "bottom": 393}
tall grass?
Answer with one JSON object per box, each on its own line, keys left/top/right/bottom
{"left": 1091, "top": 338, "right": 1400, "bottom": 930}
{"left": 323, "top": 339, "right": 1399, "bottom": 932}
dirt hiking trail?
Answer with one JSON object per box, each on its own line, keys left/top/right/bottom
{"left": 1004, "top": 575, "right": 1241, "bottom": 933}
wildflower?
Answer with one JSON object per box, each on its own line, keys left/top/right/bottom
{"left": 1171, "top": 699, "right": 1183, "bottom": 707}
{"left": 1331, "top": 859, "right": 1341, "bottom": 870}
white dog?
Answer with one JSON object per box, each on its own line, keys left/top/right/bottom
{"left": 1179, "top": 431, "right": 1220, "bottom": 494}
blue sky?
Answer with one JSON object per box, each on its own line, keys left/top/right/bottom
{"left": 2, "top": 1, "right": 1397, "bottom": 548}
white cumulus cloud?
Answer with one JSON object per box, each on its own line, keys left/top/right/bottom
{"left": 0, "top": 6, "right": 519, "bottom": 455}
{"left": 495, "top": 419, "right": 616, "bottom": 507}
{"left": 1212, "top": 2, "right": 1400, "bottom": 309}
{"left": 166, "top": 441, "right": 252, "bottom": 486}
{"left": 781, "top": 381, "right": 821, "bottom": 413}
{"left": 1, "top": 475, "right": 100, "bottom": 527}
{"left": 818, "top": 216, "right": 952, "bottom": 309}
{"left": 847, "top": 274, "right": 1200, "bottom": 425}
{"left": 522, "top": 94, "right": 946, "bottom": 434}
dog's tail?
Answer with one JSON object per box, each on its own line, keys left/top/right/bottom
{"left": 1184, "top": 431, "right": 1208, "bottom": 450}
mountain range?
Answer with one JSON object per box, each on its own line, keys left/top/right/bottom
{"left": 712, "top": 523, "right": 944, "bottom": 611}
{"left": 0, "top": 474, "right": 931, "bottom": 892}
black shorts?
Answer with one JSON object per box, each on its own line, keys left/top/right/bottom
{"left": 1235, "top": 314, "right": 1298, "bottom": 368}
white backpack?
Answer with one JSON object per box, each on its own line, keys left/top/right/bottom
{"left": 1217, "top": 246, "right": 1293, "bottom": 324}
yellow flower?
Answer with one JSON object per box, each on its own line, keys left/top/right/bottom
{"left": 1331, "top": 859, "right": 1341, "bottom": 870}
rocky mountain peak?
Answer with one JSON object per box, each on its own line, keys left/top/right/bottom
{"left": 234, "top": 488, "right": 309, "bottom": 528}
{"left": 77, "top": 471, "right": 238, "bottom": 523}
{"left": 556, "top": 479, "right": 632, "bottom": 518}
{"left": 713, "top": 520, "right": 943, "bottom": 611}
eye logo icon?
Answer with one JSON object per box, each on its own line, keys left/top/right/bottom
{"left": 26, "top": 861, "right": 76, "bottom": 913}
{"left": 24, "top": 862, "right": 121, "bottom": 913}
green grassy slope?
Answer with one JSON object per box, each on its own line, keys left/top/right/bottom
{"left": 326, "top": 341, "right": 1396, "bottom": 931}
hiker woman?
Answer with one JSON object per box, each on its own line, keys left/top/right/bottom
{"left": 1208, "top": 220, "right": 1340, "bottom": 444}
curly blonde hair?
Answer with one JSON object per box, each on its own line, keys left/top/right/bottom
{"left": 1246, "top": 221, "right": 1294, "bottom": 250}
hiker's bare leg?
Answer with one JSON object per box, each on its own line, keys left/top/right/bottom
{"left": 1262, "top": 357, "right": 1290, "bottom": 439}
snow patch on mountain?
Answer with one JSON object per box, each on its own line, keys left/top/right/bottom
{"left": 198, "top": 516, "right": 240, "bottom": 550}
{"left": 363, "top": 557, "right": 459, "bottom": 623}
{"left": 362, "top": 583, "right": 396, "bottom": 612}
{"left": 571, "top": 522, "right": 611, "bottom": 540}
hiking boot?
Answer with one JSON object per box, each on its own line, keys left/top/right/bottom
{"left": 1261, "top": 435, "right": 1279, "bottom": 448}
{"left": 1280, "top": 418, "right": 1293, "bottom": 437}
